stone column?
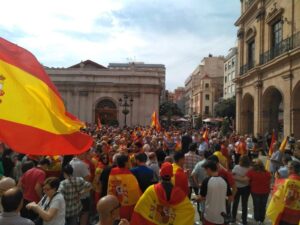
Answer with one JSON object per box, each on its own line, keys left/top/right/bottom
{"left": 282, "top": 74, "right": 294, "bottom": 137}
{"left": 236, "top": 86, "right": 243, "bottom": 133}
{"left": 254, "top": 80, "right": 263, "bottom": 135}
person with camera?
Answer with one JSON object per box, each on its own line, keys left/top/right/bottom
{"left": 194, "top": 160, "right": 233, "bottom": 225}
{"left": 26, "top": 177, "right": 65, "bottom": 225}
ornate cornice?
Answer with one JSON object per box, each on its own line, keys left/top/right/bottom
{"left": 266, "top": 3, "right": 284, "bottom": 24}
{"left": 256, "top": 7, "right": 265, "bottom": 21}
{"left": 282, "top": 73, "right": 293, "bottom": 80}
{"left": 254, "top": 80, "right": 263, "bottom": 89}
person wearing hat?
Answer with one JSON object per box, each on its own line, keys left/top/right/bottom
{"left": 131, "top": 162, "right": 194, "bottom": 225}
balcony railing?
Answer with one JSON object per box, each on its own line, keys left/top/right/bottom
{"left": 240, "top": 32, "right": 300, "bottom": 76}
{"left": 240, "top": 60, "right": 255, "bottom": 75}
{"left": 260, "top": 31, "right": 300, "bottom": 65}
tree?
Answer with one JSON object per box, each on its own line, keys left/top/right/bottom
{"left": 159, "top": 102, "right": 183, "bottom": 126}
{"left": 215, "top": 96, "right": 236, "bottom": 118}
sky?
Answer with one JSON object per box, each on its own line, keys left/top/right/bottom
{"left": 0, "top": 0, "right": 240, "bottom": 90}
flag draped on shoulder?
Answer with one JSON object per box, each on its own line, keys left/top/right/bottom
{"left": 131, "top": 183, "right": 194, "bottom": 225}
{"left": 108, "top": 167, "right": 141, "bottom": 220}
{"left": 0, "top": 37, "right": 93, "bottom": 155}
{"left": 267, "top": 175, "right": 300, "bottom": 225}
{"left": 151, "top": 111, "right": 161, "bottom": 132}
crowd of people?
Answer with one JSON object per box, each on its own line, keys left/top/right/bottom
{"left": 0, "top": 125, "right": 300, "bottom": 225}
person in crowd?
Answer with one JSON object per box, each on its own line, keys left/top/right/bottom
{"left": 146, "top": 152, "right": 160, "bottom": 183}
{"left": 213, "top": 144, "right": 228, "bottom": 169}
{"left": 270, "top": 143, "right": 284, "bottom": 175}
{"left": 69, "top": 152, "right": 91, "bottom": 225}
{"left": 19, "top": 159, "right": 47, "bottom": 220}
{"left": 96, "top": 195, "right": 129, "bottom": 225}
{"left": 232, "top": 155, "right": 251, "bottom": 225}
{"left": 235, "top": 136, "right": 247, "bottom": 165}
{"left": 184, "top": 142, "right": 201, "bottom": 198}
{"left": 107, "top": 154, "right": 141, "bottom": 221}
{"left": 163, "top": 133, "right": 176, "bottom": 156}
{"left": 191, "top": 151, "right": 207, "bottom": 220}
{"left": 198, "top": 137, "right": 208, "bottom": 155}
{"left": 0, "top": 187, "right": 34, "bottom": 225}
{"left": 131, "top": 162, "right": 195, "bottom": 225}
{"left": 181, "top": 131, "right": 193, "bottom": 154}
{"left": 172, "top": 151, "right": 189, "bottom": 196}
{"left": 195, "top": 160, "right": 233, "bottom": 225}
{"left": 26, "top": 177, "right": 65, "bottom": 225}
{"left": 267, "top": 160, "right": 300, "bottom": 225}
{"left": 0, "top": 176, "right": 16, "bottom": 213}
{"left": 130, "top": 152, "right": 154, "bottom": 192}
{"left": 58, "top": 164, "right": 92, "bottom": 225}
{"left": 276, "top": 153, "right": 293, "bottom": 179}
{"left": 235, "top": 159, "right": 271, "bottom": 224}
{"left": 288, "top": 133, "right": 295, "bottom": 153}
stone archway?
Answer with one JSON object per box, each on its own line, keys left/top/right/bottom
{"left": 292, "top": 82, "right": 300, "bottom": 139}
{"left": 262, "top": 87, "right": 283, "bottom": 135}
{"left": 95, "top": 99, "right": 118, "bottom": 126}
{"left": 241, "top": 93, "right": 254, "bottom": 135}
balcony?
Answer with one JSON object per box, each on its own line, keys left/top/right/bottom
{"left": 260, "top": 31, "right": 300, "bottom": 65}
{"left": 240, "top": 32, "right": 300, "bottom": 75}
{"left": 239, "top": 60, "right": 255, "bottom": 75}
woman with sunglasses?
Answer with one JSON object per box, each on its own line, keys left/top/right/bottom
{"left": 26, "top": 177, "right": 65, "bottom": 225}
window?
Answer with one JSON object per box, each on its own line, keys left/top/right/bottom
{"left": 248, "top": 40, "right": 255, "bottom": 68}
{"left": 205, "top": 94, "right": 210, "bottom": 100}
{"left": 225, "top": 76, "right": 227, "bottom": 83}
{"left": 205, "top": 106, "right": 209, "bottom": 115}
{"left": 225, "top": 64, "right": 227, "bottom": 71}
{"left": 232, "top": 59, "right": 235, "bottom": 66}
{"left": 205, "top": 83, "right": 209, "bottom": 88}
{"left": 272, "top": 20, "right": 282, "bottom": 47}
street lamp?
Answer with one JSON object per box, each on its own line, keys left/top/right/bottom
{"left": 119, "top": 94, "right": 133, "bottom": 127}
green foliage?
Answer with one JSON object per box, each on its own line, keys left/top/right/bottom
{"left": 159, "top": 102, "right": 184, "bottom": 117}
{"left": 215, "top": 96, "right": 236, "bottom": 118}
{"left": 221, "top": 118, "right": 230, "bottom": 136}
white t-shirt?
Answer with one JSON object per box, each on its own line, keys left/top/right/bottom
{"left": 39, "top": 193, "right": 66, "bottom": 225}
{"left": 200, "top": 176, "right": 231, "bottom": 224}
{"left": 232, "top": 165, "right": 250, "bottom": 188}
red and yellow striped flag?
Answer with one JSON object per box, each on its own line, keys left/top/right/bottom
{"left": 151, "top": 111, "right": 161, "bottom": 132}
{"left": 131, "top": 183, "right": 194, "bottom": 225}
{"left": 0, "top": 37, "right": 93, "bottom": 155}
{"left": 202, "top": 129, "right": 209, "bottom": 143}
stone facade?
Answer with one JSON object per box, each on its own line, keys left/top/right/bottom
{"left": 46, "top": 60, "right": 165, "bottom": 127}
{"left": 235, "top": 0, "right": 300, "bottom": 139}
{"left": 224, "top": 47, "right": 238, "bottom": 99}
{"left": 185, "top": 55, "right": 224, "bottom": 117}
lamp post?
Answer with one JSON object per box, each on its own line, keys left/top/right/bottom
{"left": 119, "top": 94, "right": 133, "bottom": 127}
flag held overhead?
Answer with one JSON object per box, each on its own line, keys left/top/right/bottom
{"left": 0, "top": 37, "right": 93, "bottom": 155}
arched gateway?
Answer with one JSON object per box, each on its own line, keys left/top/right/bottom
{"left": 95, "top": 99, "right": 118, "bottom": 126}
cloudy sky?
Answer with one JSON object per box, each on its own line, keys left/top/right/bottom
{"left": 0, "top": 0, "right": 240, "bottom": 90}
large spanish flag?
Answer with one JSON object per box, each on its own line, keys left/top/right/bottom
{"left": 171, "top": 163, "right": 189, "bottom": 196}
{"left": 267, "top": 175, "right": 300, "bottom": 225}
{"left": 131, "top": 183, "right": 194, "bottom": 225}
{"left": 0, "top": 37, "right": 93, "bottom": 155}
{"left": 108, "top": 167, "right": 141, "bottom": 220}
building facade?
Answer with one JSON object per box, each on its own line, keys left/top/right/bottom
{"left": 235, "top": 0, "right": 300, "bottom": 139}
{"left": 46, "top": 60, "right": 165, "bottom": 127}
{"left": 185, "top": 55, "right": 224, "bottom": 117}
{"left": 224, "top": 47, "right": 238, "bottom": 99}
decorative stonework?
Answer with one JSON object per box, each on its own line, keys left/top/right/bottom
{"left": 282, "top": 73, "right": 293, "bottom": 80}
{"left": 256, "top": 7, "right": 265, "bottom": 21}
{"left": 254, "top": 80, "right": 263, "bottom": 88}
{"left": 237, "top": 28, "right": 245, "bottom": 39}
{"left": 245, "top": 27, "right": 257, "bottom": 42}
{"left": 266, "top": 2, "right": 284, "bottom": 24}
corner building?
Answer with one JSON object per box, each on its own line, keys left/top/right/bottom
{"left": 235, "top": 0, "right": 300, "bottom": 139}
